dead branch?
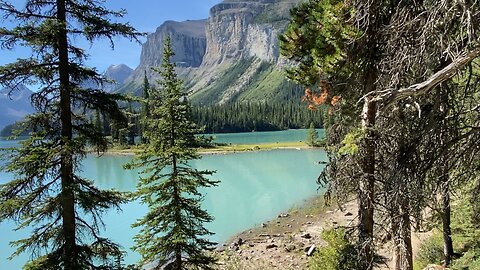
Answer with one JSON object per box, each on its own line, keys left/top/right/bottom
{"left": 359, "top": 45, "right": 480, "bottom": 108}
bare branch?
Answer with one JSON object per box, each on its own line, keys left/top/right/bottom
{"left": 359, "top": 45, "right": 480, "bottom": 107}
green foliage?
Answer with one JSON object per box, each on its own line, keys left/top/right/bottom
{"left": 192, "top": 102, "right": 324, "bottom": 133}
{"left": 309, "top": 228, "right": 358, "bottom": 270}
{"left": 279, "top": 0, "right": 358, "bottom": 86}
{"left": 0, "top": 0, "right": 141, "bottom": 268}
{"left": 338, "top": 128, "right": 363, "bottom": 155}
{"left": 306, "top": 122, "right": 319, "bottom": 146}
{"left": 126, "top": 37, "right": 218, "bottom": 269}
{"left": 451, "top": 248, "right": 480, "bottom": 269}
{"left": 0, "top": 121, "right": 30, "bottom": 137}
{"left": 415, "top": 231, "right": 444, "bottom": 268}
{"left": 416, "top": 180, "right": 480, "bottom": 269}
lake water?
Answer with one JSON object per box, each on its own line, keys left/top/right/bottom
{"left": 0, "top": 130, "right": 327, "bottom": 268}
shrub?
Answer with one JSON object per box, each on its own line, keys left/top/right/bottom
{"left": 309, "top": 228, "right": 358, "bottom": 270}
{"left": 415, "top": 231, "right": 444, "bottom": 269}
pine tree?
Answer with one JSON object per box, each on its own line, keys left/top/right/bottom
{"left": 0, "top": 0, "right": 140, "bottom": 268}
{"left": 140, "top": 70, "right": 150, "bottom": 143}
{"left": 306, "top": 122, "right": 318, "bottom": 147}
{"left": 125, "top": 37, "right": 218, "bottom": 269}
{"left": 281, "top": 1, "right": 480, "bottom": 269}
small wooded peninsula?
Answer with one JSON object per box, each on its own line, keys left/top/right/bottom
{"left": 1, "top": 0, "right": 480, "bottom": 270}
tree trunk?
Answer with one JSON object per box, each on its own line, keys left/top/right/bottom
{"left": 359, "top": 97, "right": 377, "bottom": 270}
{"left": 56, "top": 0, "right": 76, "bottom": 267}
{"left": 441, "top": 178, "right": 454, "bottom": 267}
{"left": 394, "top": 194, "right": 413, "bottom": 270}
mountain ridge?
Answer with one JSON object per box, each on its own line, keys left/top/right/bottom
{"left": 117, "top": 0, "right": 301, "bottom": 104}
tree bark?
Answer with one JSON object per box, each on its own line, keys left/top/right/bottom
{"left": 56, "top": 0, "right": 76, "bottom": 267}
{"left": 394, "top": 194, "right": 413, "bottom": 270}
{"left": 441, "top": 177, "right": 454, "bottom": 267}
{"left": 359, "top": 96, "right": 377, "bottom": 270}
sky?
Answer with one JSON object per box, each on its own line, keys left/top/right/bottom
{"left": 0, "top": 0, "right": 222, "bottom": 73}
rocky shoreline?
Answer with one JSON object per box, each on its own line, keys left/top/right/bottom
{"left": 212, "top": 196, "right": 358, "bottom": 269}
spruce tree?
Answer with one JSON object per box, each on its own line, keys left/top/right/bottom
{"left": 306, "top": 122, "right": 319, "bottom": 147}
{"left": 281, "top": 1, "right": 480, "bottom": 268}
{"left": 0, "top": 0, "right": 140, "bottom": 268}
{"left": 125, "top": 37, "right": 218, "bottom": 269}
{"left": 140, "top": 71, "right": 150, "bottom": 143}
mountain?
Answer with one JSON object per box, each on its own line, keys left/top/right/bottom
{"left": 103, "top": 64, "right": 134, "bottom": 92}
{"left": 117, "top": 0, "right": 302, "bottom": 104}
{"left": 81, "top": 64, "right": 134, "bottom": 93}
{"left": 117, "top": 19, "right": 207, "bottom": 95}
{"left": 0, "top": 84, "right": 34, "bottom": 130}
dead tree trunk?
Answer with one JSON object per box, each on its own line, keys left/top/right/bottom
{"left": 359, "top": 96, "right": 377, "bottom": 270}
{"left": 441, "top": 176, "right": 454, "bottom": 267}
{"left": 394, "top": 192, "right": 413, "bottom": 270}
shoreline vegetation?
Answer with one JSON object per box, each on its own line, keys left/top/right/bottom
{"left": 88, "top": 141, "right": 321, "bottom": 156}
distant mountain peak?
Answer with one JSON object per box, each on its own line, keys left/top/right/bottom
{"left": 104, "top": 64, "right": 134, "bottom": 85}
{"left": 0, "top": 84, "right": 34, "bottom": 130}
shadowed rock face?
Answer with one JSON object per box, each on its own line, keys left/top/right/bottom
{"left": 121, "top": 19, "right": 207, "bottom": 89}
{"left": 139, "top": 19, "right": 207, "bottom": 69}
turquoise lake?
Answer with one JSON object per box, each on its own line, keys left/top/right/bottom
{"left": 0, "top": 129, "right": 327, "bottom": 268}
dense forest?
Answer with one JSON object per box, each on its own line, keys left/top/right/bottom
{"left": 192, "top": 102, "right": 325, "bottom": 133}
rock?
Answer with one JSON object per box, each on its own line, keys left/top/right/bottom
{"left": 300, "top": 233, "right": 312, "bottom": 239}
{"left": 215, "top": 245, "right": 227, "bottom": 252}
{"left": 249, "top": 243, "right": 255, "bottom": 247}
{"left": 233, "top": 238, "right": 244, "bottom": 246}
{"left": 306, "top": 244, "right": 316, "bottom": 256}
{"left": 344, "top": 211, "right": 353, "bottom": 216}
{"left": 258, "top": 233, "right": 270, "bottom": 237}
{"left": 266, "top": 244, "right": 278, "bottom": 249}
{"left": 278, "top": 213, "right": 290, "bottom": 218}
{"left": 284, "top": 244, "right": 296, "bottom": 252}
{"left": 261, "top": 223, "right": 267, "bottom": 228}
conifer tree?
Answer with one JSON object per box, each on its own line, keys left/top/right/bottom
{"left": 125, "top": 37, "right": 218, "bottom": 270}
{"left": 281, "top": 1, "right": 480, "bottom": 269}
{"left": 306, "top": 122, "right": 318, "bottom": 147}
{"left": 0, "top": 0, "right": 140, "bottom": 268}
{"left": 140, "top": 71, "right": 150, "bottom": 143}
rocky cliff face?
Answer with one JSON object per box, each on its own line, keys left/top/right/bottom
{"left": 120, "top": 19, "right": 207, "bottom": 91}
{"left": 118, "top": 0, "right": 300, "bottom": 104}
{"left": 202, "top": 0, "right": 296, "bottom": 66}
{"left": 188, "top": 0, "right": 300, "bottom": 104}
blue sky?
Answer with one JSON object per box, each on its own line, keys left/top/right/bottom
{"left": 0, "top": 0, "right": 222, "bottom": 72}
